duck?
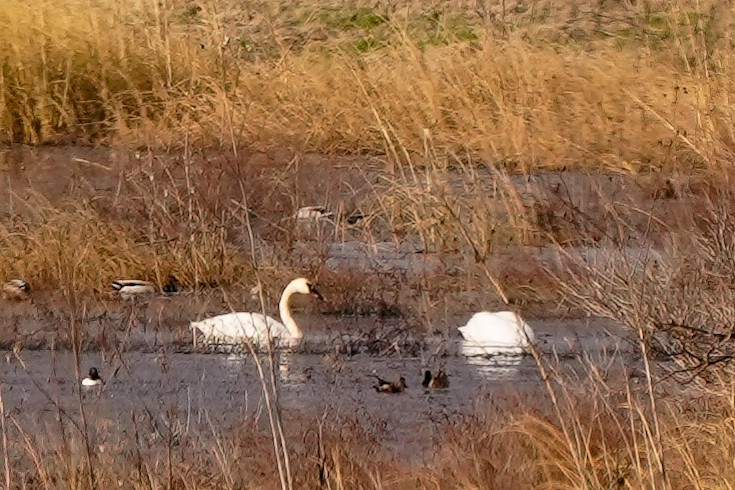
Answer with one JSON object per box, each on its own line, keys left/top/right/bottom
{"left": 422, "top": 369, "right": 449, "bottom": 389}
{"left": 190, "top": 277, "right": 323, "bottom": 347}
{"left": 111, "top": 276, "right": 178, "bottom": 300}
{"left": 2, "top": 279, "right": 31, "bottom": 300}
{"left": 81, "top": 367, "right": 103, "bottom": 387}
{"left": 295, "top": 206, "right": 334, "bottom": 221}
{"left": 373, "top": 375, "right": 407, "bottom": 393}
{"left": 162, "top": 276, "right": 179, "bottom": 294}
{"left": 346, "top": 212, "right": 364, "bottom": 225}
{"left": 458, "top": 311, "right": 536, "bottom": 352}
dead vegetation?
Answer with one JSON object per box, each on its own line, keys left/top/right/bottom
{"left": 554, "top": 186, "right": 735, "bottom": 385}
{"left": 1, "top": 0, "right": 733, "bottom": 170}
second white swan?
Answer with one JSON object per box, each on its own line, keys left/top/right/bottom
{"left": 190, "top": 277, "right": 323, "bottom": 346}
{"left": 458, "top": 311, "right": 536, "bottom": 350}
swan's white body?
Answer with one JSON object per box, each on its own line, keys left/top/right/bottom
{"left": 192, "top": 312, "right": 295, "bottom": 346}
{"left": 190, "top": 277, "right": 322, "bottom": 347}
{"left": 458, "top": 311, "right": 535, "bottom": 349}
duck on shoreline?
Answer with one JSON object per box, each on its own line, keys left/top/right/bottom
{"left": 296, "top": 206, "right": 335, "bottom": 221}
{"left": 111, "top": 276, "right": 178, "bottom": 300}
{"left": 2, "top": 279, "right": 31, "bottom": 300}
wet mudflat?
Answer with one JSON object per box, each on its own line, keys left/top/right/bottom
{"left": 0, "top": 317, "right": 635, "bottom": 463}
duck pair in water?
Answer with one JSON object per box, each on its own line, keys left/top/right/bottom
{"left": 373, "top": 369, "right": 449, "bottom": 393}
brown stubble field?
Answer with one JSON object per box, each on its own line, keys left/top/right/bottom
{"left": 3, "top": 0, "right": 735, "bottom": 488}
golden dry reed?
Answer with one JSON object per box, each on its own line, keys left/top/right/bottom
{"left": 1, "top": 0, "right": 734, "bottom": 170}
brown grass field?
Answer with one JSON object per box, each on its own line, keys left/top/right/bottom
{"left": 1, "top": 0, "right": 733, "bottom": 168}
{"left": 3, "top": 0, "right": 735, "bottom": 488}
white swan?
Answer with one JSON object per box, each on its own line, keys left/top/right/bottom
{"left": 458, "top": 311, "right": 535, "bottom": 351}
{"left": 190, "top": 277, "right": 323, "bottom": 346}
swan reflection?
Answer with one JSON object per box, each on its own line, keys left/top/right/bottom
{"left": 460, "top": 340, "right": 524, "bottom": 380}
{"left": 276, "top": 350, "right": 312, "bottom": 385}
{"left": 224, "top": 351, "right": 310, "bottom": 385}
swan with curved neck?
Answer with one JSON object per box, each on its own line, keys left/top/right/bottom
{"left": 190, "top": 277, "right": 323, "bottom": 346}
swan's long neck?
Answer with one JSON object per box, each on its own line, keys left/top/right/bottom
{"left": 279, "top": 282, "right": 303, "bottom": 338}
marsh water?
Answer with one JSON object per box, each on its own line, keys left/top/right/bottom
{"left": 0, "top": 147, "right": 657, "bottom": 459}
{"left": 0, "top": 317, "right": 636, "bottom": 462}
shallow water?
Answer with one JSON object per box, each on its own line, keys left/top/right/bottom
{"left": 0, "top": 317, "right": 635, "bottom": 462}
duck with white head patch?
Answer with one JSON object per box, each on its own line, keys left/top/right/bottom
{"left": 82, "top": 367, "right": 103, "bottom": 387}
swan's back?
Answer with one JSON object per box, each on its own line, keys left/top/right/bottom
{"left": 458, "top": 311, "right": 535, "bottom": 346}
{"left": 191, "top": 312, "right": 291, "bottom": 344}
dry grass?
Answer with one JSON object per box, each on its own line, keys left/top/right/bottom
{"left": 1, "top": 0, "right": 734, "bottom": 170}
{"left": 553, "top": 191, "right": 735, "bottom": 384}
{"left": 0, "top": 195, "right": 252, "bottom": 297}
{"left": 2, "top": 146, "right": 734, "bottom": 329}
{"left": 0, "top": 142, "right": 561, "bottom": 319}
{"left": 426, "top": 383, "right": 735, "bottom": 489}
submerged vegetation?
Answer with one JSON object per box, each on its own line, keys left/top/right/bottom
{"left": 2, "top": 0, "right": 735, "bottom": 488}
